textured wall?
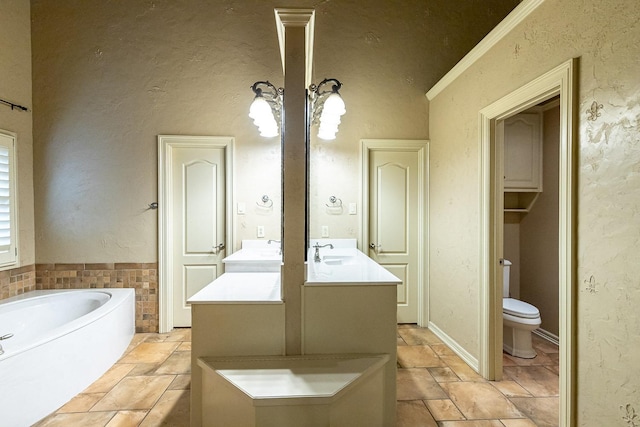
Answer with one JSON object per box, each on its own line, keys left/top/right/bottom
{"left": 428, "top": 0, "right": 640, "bottom": 423}
{"left": 30, "top": 0, "right": 519, "bottom": 262}
{"left": 0, "top": 0, "right": 35, "bottom": 267}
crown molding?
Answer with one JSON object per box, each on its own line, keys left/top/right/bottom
{"left": 426, "top": 0, "right": 544, "bottom": 101}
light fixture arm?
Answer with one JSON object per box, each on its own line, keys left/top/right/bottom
{"left": 310, "top": 78, "right": 342, "bottom": 97}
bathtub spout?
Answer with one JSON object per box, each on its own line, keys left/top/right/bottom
{"left": 313, "top": 243, "right": 334, "bottom": 262}
{"left": 0, "top": 333, "right": 14, "bottom": 356}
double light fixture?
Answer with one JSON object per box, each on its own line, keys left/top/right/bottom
{"left": 249, "top": 78, "right": 345, "bottom": 140}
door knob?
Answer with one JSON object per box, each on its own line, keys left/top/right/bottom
{"left": 213, "top": 243, "right": 225, "bottom": 254}
{"left": 369, "top": 242, "right": 381, "bottom": 254}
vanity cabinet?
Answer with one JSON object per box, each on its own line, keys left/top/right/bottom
{"left": 504, "top": 113, "right": 542, "bottom": 192}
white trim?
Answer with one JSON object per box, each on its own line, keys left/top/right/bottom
{"left": 426, "top": 0, "right": 544, "bottom": 101}
{"left": 361, "top": 139, "right": 429, "bottom": 326}
{"left": 275, "top": 8, "right": 315, "bottom": 88}
{"left": 158, "top": 135, "right": 234, "bottom": 333}
{"left": 428, "top": 321, "right": 479, "bottom": 371}
{"left": 478, "top": 58, "right": 576, "bottom": 426}
{"left": 0, "top": 129, "right": 19, "bottom": 270}
{"left": 533, "top": 328, "right": 560, "bottom": 346}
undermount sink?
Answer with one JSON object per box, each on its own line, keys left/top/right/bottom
{"left": 322, "top": 255, "right": 357, "bottom": 265}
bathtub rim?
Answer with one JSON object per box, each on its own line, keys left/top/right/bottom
{"left": 0, "top": 288, "right": 134, "bottom": 361}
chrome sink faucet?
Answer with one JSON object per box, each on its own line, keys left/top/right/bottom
{"left": 313, "top": 243, "right": 334, "bottom": 262}
{"left": 268, "top": 239, "right": 281, "bottom": 255}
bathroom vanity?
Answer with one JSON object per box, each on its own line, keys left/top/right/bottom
{"left": 188, "top": 239, "right": 400, "bottom": 426}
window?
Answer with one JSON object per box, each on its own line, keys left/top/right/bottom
{"left": 0, "top": 130, "right": 17, "bottom": 268}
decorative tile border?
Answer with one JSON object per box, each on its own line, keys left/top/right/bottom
{"left": 0, "top": 264, "right": 37, "bottom": 300}
{"left": 34, "top": 263, "right": 159, "bottom": 333}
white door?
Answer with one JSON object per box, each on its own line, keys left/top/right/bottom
{"left": 365, "top": 142, "right": 426, "bottom": 324}
{"left": 159, "top": 136, "right": 231, "bottom": 330}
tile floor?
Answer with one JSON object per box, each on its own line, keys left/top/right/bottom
{"left": 35, "top": 325, "right": 558, "bottom": 426}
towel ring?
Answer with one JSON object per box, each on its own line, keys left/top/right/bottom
{"left": 325, "top": 196, "right": 342, "bottom": 208}
{"left": 256, "top": 195, "right": 273, "bottom": 208}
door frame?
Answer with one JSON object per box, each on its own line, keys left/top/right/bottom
{"left": 478, "top": 58, "right": 577, "bottom": 425}
{"left": 361, "top": 139, "right": 429, "bottom": 326}
{"left": 158, "top": 135, "right": 234, "bottom": 333}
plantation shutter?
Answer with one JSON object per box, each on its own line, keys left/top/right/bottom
{"left": 0, "top": 131, "right": 16, "bottom": 267}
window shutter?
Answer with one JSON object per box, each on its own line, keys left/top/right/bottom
{"left": 0, "top": 132, "right": 16, "bottom": 267}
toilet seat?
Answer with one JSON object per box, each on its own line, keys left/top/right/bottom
{"left": 503, "top": 298, "right": 540, "bottom": 319}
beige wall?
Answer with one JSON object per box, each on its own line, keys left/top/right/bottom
{"left": 429, "top": 0, "right": 640, "bottom": 424}
{"left": 520, "top": 105, "right": 560, "bottom": 337}
{"left": 29, "top": 0, "right": 518, "bottom": 262}
{"left": 0, "top": 0, "right": 35, "bottom": 267}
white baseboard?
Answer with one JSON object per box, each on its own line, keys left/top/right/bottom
{"left": 533, "top": 328, "right": 559, "bottom": 346}
{"left": 428, "top": 321, "right": 479, "bottom": 372}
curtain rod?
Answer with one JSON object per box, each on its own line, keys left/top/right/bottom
{"left": 0, "top": 98, "right": 28, "bottom": 112}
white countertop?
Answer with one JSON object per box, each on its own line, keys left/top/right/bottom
{"left": 187, "top": 272, "right": 282, "bottom": 304}
{"left": 197, "top": 354, "right": 389, "bottom": 405}
{"left": 305, "top": 248, "right": 401, "bottom": 285}
{"left": 222, "top": 248, "right": 282, "bottom": 264}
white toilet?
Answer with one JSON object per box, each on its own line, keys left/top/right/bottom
{"left": 503, "top": 260, "right": 541, "bottom": 358}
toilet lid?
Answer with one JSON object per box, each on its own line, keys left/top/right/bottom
{"left": 503, "top": 298, "right": 540, "bottom": 319}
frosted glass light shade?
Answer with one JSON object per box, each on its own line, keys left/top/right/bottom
{"left": 323, "top": 93, "right": 346, "bottom": 116}
{"left": 249, "top": 97, "right": 273, "bottom": 122}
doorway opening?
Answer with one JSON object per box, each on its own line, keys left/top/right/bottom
{"left": 479, "top": 59, "right": 577, "bottom": 425}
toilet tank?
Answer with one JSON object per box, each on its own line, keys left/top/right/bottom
{"left": 503, "top": 259, "right": 512, "bottom": 298}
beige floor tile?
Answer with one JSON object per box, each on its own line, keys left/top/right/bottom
{"left": 176, "top": 341, "right": 192, "bottom": 351}
{"left": 430, "top": 343, "right": 457, "bottom": 357}
{"left": 490, "top": 380, "right": 533, "bottom": 398}
{"left": 84, "top": 363, "right": 136, "bottom": 393}
{"left": 398, "top": 335, "right": 408, "bottom": 346}
{"left": 425, "top": 399, "right": 465, "bottom": 421}
{"left": 510, "top": 397, "right": 559, "bottom": 427}
{"left": 91, "top": 375, "right": 175, "bottom": 411}
{"left": 123, "top": 334, "right": 153, "bottom": 354}
{"left": 396, "top": 400, "right": 438, "bottom": 427}
{"left": 501, "top": 418, "right": 540, "bottom": 427}
{"left": 34, "top": 411, "right": 116, "bottom": 427}
{"left": 128, "top": 363, "right": 162, "bottom": 376}
{"left": 165, "top": 328, "right": 191, "bottom": 342}
{"left": 118, "top": 342, "right": 180, "bottom": 364}
{"left": 439, "top": 421, "right": 505, "bottom": 427}
{"left": 503, "top": 353, "right": 520, "bottom": 367}
{"left": 168, "top": 374, "right": 191, "bottom": 390}
{"left": 503, "top": 350, "right": 555, "bottom": 367}
{"left": 398, "top": 327, "right": 442, "bottom": 345}
{"left": 57, "top": 392, "right": 106, "bottom": 413}
{"left": 441, "top": 382, "right": 524, "bottom": 420}
{"left": 143, "top": 333, "right": 173, "bottom": 343}
{"left": 397, "top": 368, "right": 447, "bottom": 400}
{"left": 105, "top": 410, "right": 148, "bottom": 427}
{"left": 532, "top": 335, "right": 559, "bottom": 354}
{"left": 545, "top": 351, "right": 560, "bottom": 366}
{"left": 545, "top": 363, "right": 560, "bottom": 376}
{"left": 398, "top": 345, "right": 445, "bottom": 368}
{"left": 139, "top": 389, "right": 190, "bottom": 427}
{"left": 427, "top": 367, "right": 460, "bottom": 383}
{"left": 503, "top": 366, "right": 559, "bottom": 397}
{"left": 440, "top": 355, "right": 485, "bottom": 382}
{"left": 155, "top": 350, "right": 191, "bottom": 375}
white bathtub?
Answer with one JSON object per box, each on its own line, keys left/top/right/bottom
{"left": 0, "top": 289, "right": 135, "bottom": 427}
